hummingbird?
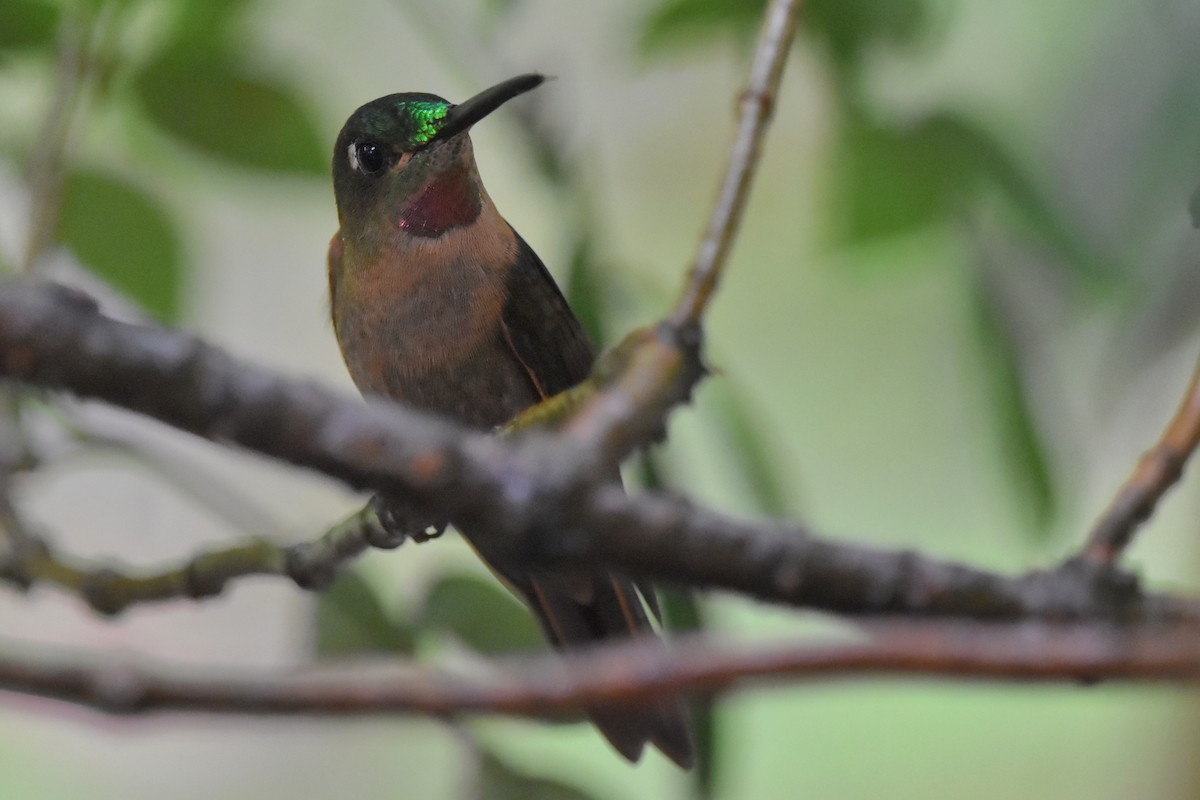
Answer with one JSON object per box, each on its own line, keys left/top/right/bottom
{"left": 327, "top": 73, "right": 693, "bottom": 768}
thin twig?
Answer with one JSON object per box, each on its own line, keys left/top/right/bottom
{"left": 557, "top": 0, "right": 802, "bottom": 459}
{"left": 559, "top": 323, "right": 704, "bottom": 459}
{"left": 2, "top": 5, "right": 104, "bottom": 552}
{"left": 2, "top": 620, "right": 1200, "bottom": 721}
{"left": 21, "top": 7, "right": 100, "bottom": 273}
{"left": 670, "top": 0, "right": 802, "bottom": 327}
{"left": 2, "top": 7, "right": 96, "bottom": 551}
{"left": 0, "top": 502, "right": 400, "bottom": 615}
{"left": 1081, "top": 355, "right": 1200, "bottom": 565}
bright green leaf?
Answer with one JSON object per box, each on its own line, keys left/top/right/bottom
{"left": 419, "top": 573, "right": 544, "bottom": 654}
{"left": 315, "top": 570, "right": 415, "bottom": 658}
{"left": 55, "top": 169, "right": 184, "bottom": 321}
{"left": 134, "top": 52, "right": 325, "bottom": 175}
{"left": 0, "top": 0, "right": 59, "bottom": 51}
{"left": 970, "top": 278, "right": 1056, "bottom": 535}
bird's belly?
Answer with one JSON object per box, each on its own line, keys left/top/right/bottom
{"left": 386, "top": 339, "right": 540, "bottom": 430}
{"left": 333, "top": 283, "right": 537, "bottom": 430}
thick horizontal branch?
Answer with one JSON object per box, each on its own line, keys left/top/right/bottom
{"left": 0, "top": 282, "right": 1196, "bottom": 623}
{"left": 3, "top": 620, "right": 1200, "bottom": 722}
{"left": 569, "top": 486, "right": 1200, "bottom": 621}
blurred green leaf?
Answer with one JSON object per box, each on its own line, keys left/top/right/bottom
{"left": 660, "top": 588, "right": 702, "bottom": 634}
{"left": 805, "top": 0, "right": 928, "bottom": 69}
{"left": 660, "top": 587, "right": 718, "bottom": 797}
{"left": 75, "top": 0, "right": 142, "bottom": 9}
{"left": 315, "top": 570, "right": 415, "bottom": 657}
{"left": 639, "top": 0, "right": 762, "bottom": 54}
{"left": 834, "top": 110, "right": 972, "bottom": 246}
{"left": 970, "top": 278, "right": 1056, "bottom": 535}
{"left": 173, "top": 0, "right": 257, "bottom": 44}
{"left": 837, "top": 108, "right": 1114, "bottom": 285}
{"left": 481, "top": 0, "right": 522, "bottom": 28}
{"left": 637, "top": 455, "right": 719, "bottom": 790}
{"left": 0, "top": 0, "right": 59, "bottom": 51}
{"left": 708, "top": 380, "right": 790, "bottom": 516}
{"left": 1189, "top": 182, "right": 1200, "bottom": 229}
{"left": 134, "top": 52, "right": 325, "bottom": 175}
{"left": 565, "top": 238, "right": 608, "bottom": 347}
{"left": 55, "top": 169, "right": 184, "bottom": 320}
{"left": 635, "top": 449, "right": 666, "bottom": 492}
{"left": 639, "top": 0, "right": 929, "bottom": 65}
{"left": 419, "top": 573, "right": 544, "bottom": 654}
{"left": 476, "top": 749, "right": 599, "bottom": 800}
{"left": 942, "top": 116, "right": 1116, "bottom": 287}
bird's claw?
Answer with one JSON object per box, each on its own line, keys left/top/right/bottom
{"left": 369, "top": 495, "right": 446, "bottom": 547}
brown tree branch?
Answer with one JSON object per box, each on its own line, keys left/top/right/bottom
{"left": 1, "top": 0, "right": 1192, "bottom": 752}
{"left": 0, "top": 0, "right": 810, "bottom": 623}
{"left": 21, "top": 6, "right": 105, "bottom": 274}
{"left": 1081, "top": 355, "right": 1200, "bottom": 565}
{"left": 560, "top": 0, "right": 803, "bottom": 463}
{"left": 669, "top": 0, "right": 801, "bottom": 329}
{"left": 2, "top": 620, "right": 1199, "bottom": 721}
{"left": 0, "top": 497, "right": 404, "bottom": 615}
{"left": 1, "top": 283, "right": 1198, "bottom": 625}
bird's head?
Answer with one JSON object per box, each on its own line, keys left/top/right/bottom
{"left": 332, "top": 73, "right": 544, "bottom": 241}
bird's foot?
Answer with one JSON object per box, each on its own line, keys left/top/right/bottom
{"left": 369, "top": 494, "right": 446, "bottom": 547}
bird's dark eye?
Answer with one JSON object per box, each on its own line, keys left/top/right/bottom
{"left": 350, "top": 141, "right": 388, "bottom": 176}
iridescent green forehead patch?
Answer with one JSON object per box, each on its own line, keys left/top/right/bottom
{"left": 351, "top": 94, "right": 453, "bottom": 150}
{"left": 398, "top": 100, "right": 449, "bottom": 146}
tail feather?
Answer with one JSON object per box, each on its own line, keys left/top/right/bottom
{"left": 528, "top": 573, "right": 695, "bottom": 769}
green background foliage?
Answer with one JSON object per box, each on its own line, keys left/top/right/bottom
{"left": 1, "top": 0, "right": 1199, "bottom": 798}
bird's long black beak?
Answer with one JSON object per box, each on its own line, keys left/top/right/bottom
{"left": 434, "top": 73, "right": 545, "bottom": 142}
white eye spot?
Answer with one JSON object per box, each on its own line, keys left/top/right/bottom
{"left": 348, "top": 140, "right": 387, "bottom": 176}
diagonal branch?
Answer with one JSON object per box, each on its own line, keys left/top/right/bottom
{"left": 1080, "top": 354, "right": 1200, "bottom": 565}
{"left": 523, "top": 0, "right": 804, "bottom": 461}
{"left": 670, "top": 0, "right": 802, "bottom": 328}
